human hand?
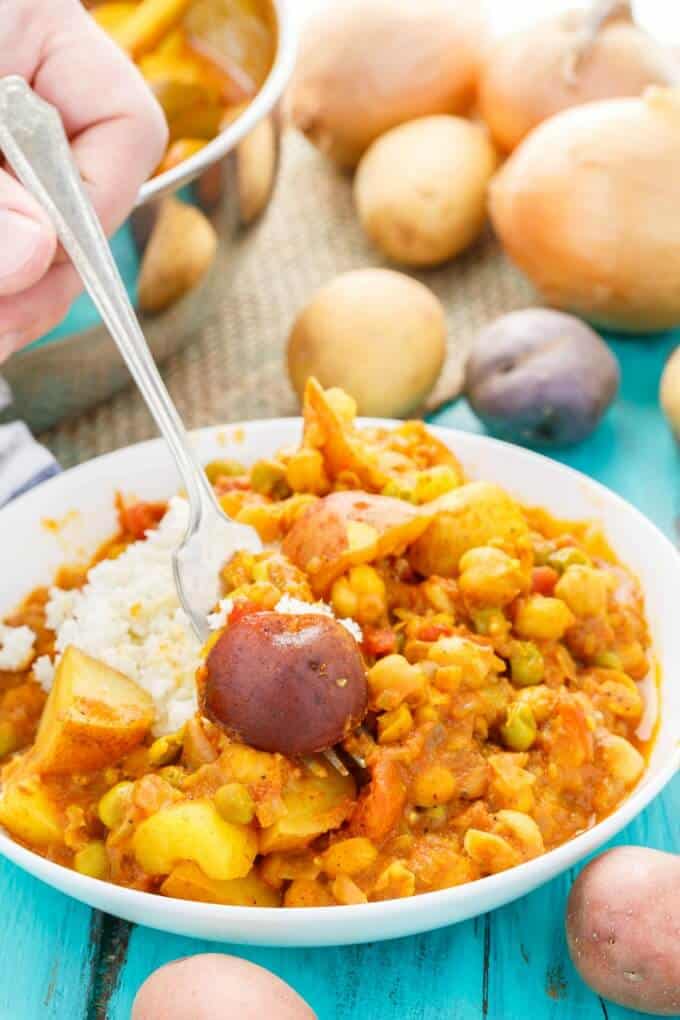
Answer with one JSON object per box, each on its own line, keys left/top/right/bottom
{"left": 0, "top": 0, "right": 168, "bottom": 362}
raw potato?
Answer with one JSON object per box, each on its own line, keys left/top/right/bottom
{"left": 489, "top": 88, "right": 680, "bottom": 332}
{"left": 355, "top": 116, "right": 497, "bottom": 267}
{"left": 287, "top": 269, "right": 446, "bottom": 417}
{"left": 287, "top": 0, "right": 485, "bottom": 168}
{"left": 660, "top": 345, "right": 680, "bottom": 440}
{"left": 479, "top": 5, "right": 676, "bottom": 153}
{"left": 131, "top": 955, "right": 316, "bottom": 1020}
{"left": 30, "top": 646, "right": 154, "bottom": 775}
{"left": 465, "top": 309, "right": 620, "bottom": 446}
{"left": 138, "top": 196, "right": 218, "bottom": 314}
{"left": 566, "top": 846, "right": 680, "bottom": 1014}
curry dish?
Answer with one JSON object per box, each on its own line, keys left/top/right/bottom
{"left": 0, "top": 381, "right": 654, "bottom": 907}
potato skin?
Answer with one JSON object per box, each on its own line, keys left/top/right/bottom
{"left": 465, "top": 309, "right": 620, "bottom": 446}
{"left": 203, "top": 612, "right": 368, "bottom": 755}
{"left": 287, "top": 269, "right": 446, "bottom": 417}
{"left": 355, "top": 116, "right": 497, "bottom": 267}
{"left": 566, "top": 846, "right": 680, "bottom": 1015}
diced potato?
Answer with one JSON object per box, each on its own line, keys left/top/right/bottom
{"left": 410, "top": 482, "right": 528, "bottom": 576}
{"left": 30, "top": 647, "right": 154, "bottom": 775}
{"left": 161, "top": 861, "right": 280, "bottom": 906}
{"left": 283, "top": 878, "right": 335, "bottom": 907}
{"left": 320, "top": 837, "right": 378, "bottom": 877}
{"left": 133, "top": 799, "right": 257, "bottom": 880}
{"left": 259, "top": 761, "right": 356, "bottom": 854}
{"left": 0, "top": 776, "right": 62, "bottom": 847}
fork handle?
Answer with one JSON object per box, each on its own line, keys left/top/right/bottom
{"left": 0, "top": 75, "right": 213, "bottom": 517}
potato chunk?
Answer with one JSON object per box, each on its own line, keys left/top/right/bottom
{"left": 30, "top": 647, "right": 154, "bottom": 775}
{"left": 161, "top": 861, "right": 280, "bottom": 906}
{"left": 410, "top": 482, "right": 528, "bottom": 577}
{"left": 133, "top": 799, "right": 258, "bottom": 880}
{"left": 0, "top": 776, "right": 62, "bottom": 847}
{"left": 259, "top": 760, "right": 356, "bottom": 854}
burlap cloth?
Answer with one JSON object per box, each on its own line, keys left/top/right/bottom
{"left": 40, "top": 128, "right": 534, "bottom": 469}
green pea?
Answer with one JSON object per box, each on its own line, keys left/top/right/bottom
{"left": 593, "top": 650, "right": 623, "bottom": 670}
{"left": 423, "top": 805, "right": 447, "bottom": 830}
{"left": 510, "top": 641, "right": 545, "bottom": 687}
{"left": 215, "top": 783, "right": 255, "bottom": 825}
{"left": 501, "top": 703, "right": 537, "bottom": 751}
{"left": 547, "top": 546, "right": 591, "bottom": 573}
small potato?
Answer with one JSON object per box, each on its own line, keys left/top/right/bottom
{"left": 287, "top": 269, "right": 446, "bottom": 418}
{"left": 132, "top": 955, "right": 316, "bottom": 1020}
{"left": 138, "top": 196, "right": 217, "bottom": 314}
{"left": 465, "top": 309, "right": 620, "bottom": 446}
{"left": 660, "top": 345, "right": 680, "bottom": 441}
{"left": 203, "top": 612, "right": 368, "bottom": 755}
{"left": 567, "top": 846, "right": 680, "bottom": 1015}
{"left": 355, "top": 116, "right": 497, "bottom": 267}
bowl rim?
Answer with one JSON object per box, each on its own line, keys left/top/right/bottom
{"left": 136, "top": 0, "right": 297, "bottom": 206}
{"left": 0, "top": 419, "right": 678, "bottom": 944}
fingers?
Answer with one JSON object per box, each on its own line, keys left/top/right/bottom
{"left": 0, "top": 170, "right": 57, "bottom": 299}
{"left": 0, "top": 263, "right": 82, "bottom": 362}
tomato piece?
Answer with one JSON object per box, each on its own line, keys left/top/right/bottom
{"left": 119, "top": 500, "right": 167, "bottom": 540}
{"left": 531, "top": 566, "right": 559, "bottom": 596}
{"left": 417, "top": 621, "right": 454, "bottom": 642}
{"left": 363, "top": 628, "right": 397, "bottom": 658}
{"left": 349, "top": 757, "right": 406, "bottom": 844}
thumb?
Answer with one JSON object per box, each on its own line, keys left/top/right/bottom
{"left": 0, "top": 169, "right": 57, "bottom": 298}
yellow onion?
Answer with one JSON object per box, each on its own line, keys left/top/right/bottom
{"left": 490, "top": 87, "right": 680, "bottom": 333}
{"left": 286, "top": 0, "right": 485, "bottom": 169}
{"left": 479, "top": 1, "right": 677, "bottom": 153}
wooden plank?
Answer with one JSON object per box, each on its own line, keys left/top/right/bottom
{"left": 0, "top": 859, "right": 96, "bottom": 1020}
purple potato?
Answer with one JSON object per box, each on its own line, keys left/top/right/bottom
{"left": 203, "top": 611, "right": 368, "bottom": 756}
{"left": 465, "top": 309, "right": 620, "bottom": 446}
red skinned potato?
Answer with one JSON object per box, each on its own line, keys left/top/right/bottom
{"left": 132, "top": 954, "right": 316, "bottom": 1020}
{"left": 202, "top": 612, "right": 367, "bottom": 756}
{"left": 282, "top": 490, "right": 431, "bottom": 595}
{"left": 566, "top": 846, "right": 680, "bottom": 1015}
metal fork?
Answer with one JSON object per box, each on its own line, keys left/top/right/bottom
{"left": 0, "top": 75, "right": 262, "bottom": 644}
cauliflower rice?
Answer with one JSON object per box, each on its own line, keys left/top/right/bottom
{"left": 33, "top": 497, "right": 361, "bottom": 735}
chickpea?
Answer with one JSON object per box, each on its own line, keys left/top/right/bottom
{"left": 74, "top": 841, "right": 109, "bottom": 880}
{"left": 514, "top": 595, "right": 574, "bottom": 641}
{"left": 458, "top": 546, "right": 524, "bottom": 607}
{"left": 98, "top": 781, "right": 134, "bottom": 830}
{"left": 411, "top": 764, "right": 457, "bottom": 807}
{"left": 555, "top": 565, "right": 610, "bottom": 617}
{"left": 368, "top": 654, "right": 426, "bottom": 711}
{"left": 250, "top": 459, "right": 291, "bottom": 499}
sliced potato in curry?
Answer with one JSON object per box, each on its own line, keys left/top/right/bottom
{"left": 30, "top": 646, "right": 154, "bottom": 775}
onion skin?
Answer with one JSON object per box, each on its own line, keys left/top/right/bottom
{"left": 567, "top": 847, "right": 680, "bottom": 1015}
{"left": 480, "top": 9, "right": 675, "bottom": 153}
{"left": 286, "top": 0, "right": 485, "bottom": 169}
{"left": 465, "top": 309, "right": 619, "bottom": 446}
{"left": 490, "top": 88, "right": 680, "bottom": 333}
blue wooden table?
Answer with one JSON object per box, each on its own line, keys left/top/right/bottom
{"left": 1, "top": 332, "right": 678, "bottom": 1020}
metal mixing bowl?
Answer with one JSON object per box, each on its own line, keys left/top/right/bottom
{"left": 1, "top": 0, "right": 296, "bottom": 432}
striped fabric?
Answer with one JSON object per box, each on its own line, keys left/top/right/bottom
{"left": 0, "top": 381, "right": 59, "bottom": 507}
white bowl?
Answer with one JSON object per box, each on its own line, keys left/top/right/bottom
{"left": 1, "top": 420, "right": 678, "bottom": 947}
